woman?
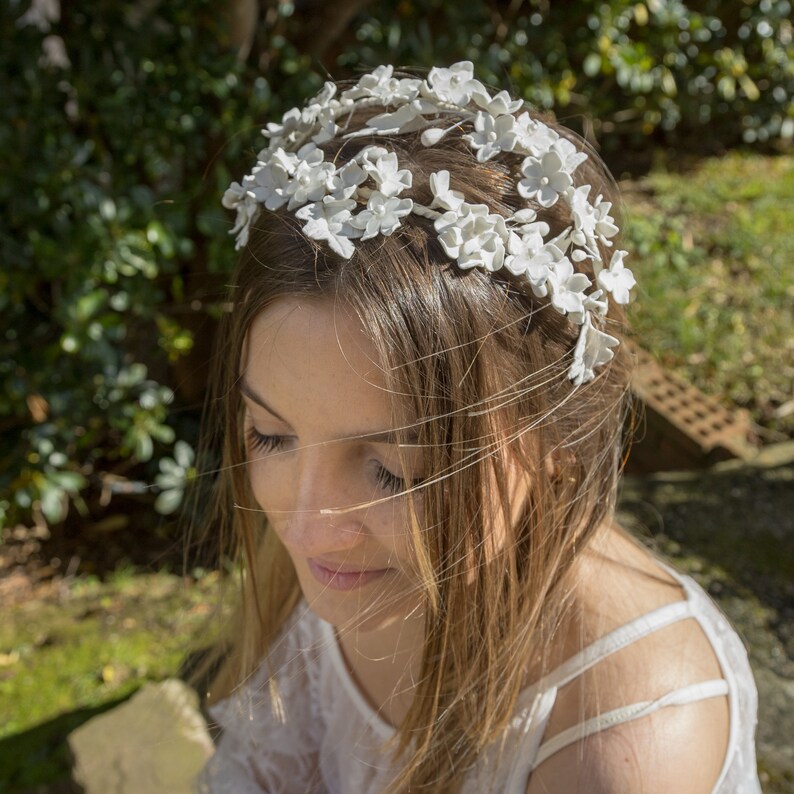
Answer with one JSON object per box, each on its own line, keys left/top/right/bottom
{"left": 195, "top": 63, "right": 760, "bottom": 792}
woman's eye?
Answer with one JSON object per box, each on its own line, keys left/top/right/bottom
{"left": 374, "top": 464, "right": 407, "bottom": 494}
{"left": 246, "top": 428, "right": 288, "bottom": 454}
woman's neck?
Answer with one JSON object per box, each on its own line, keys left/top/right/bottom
{"left": 336, "top": 606, "right": 426, "bottom": 728}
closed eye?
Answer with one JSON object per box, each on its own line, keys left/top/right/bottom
{"left": 246, "top": 427, "right": 289, "bottom": 455}
{"left": 373, "top": 463, "right": 424, "bottom": 495}
{"left": 374, "top": 464, "right": 407, "bottom": 494}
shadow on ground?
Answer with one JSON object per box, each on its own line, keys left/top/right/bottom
{"left": 0, "top": 695, "right": 131, "bottom": 794}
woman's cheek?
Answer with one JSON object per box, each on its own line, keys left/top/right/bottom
{"left": 247, "top": 457, "right": 282, "bottom": 515}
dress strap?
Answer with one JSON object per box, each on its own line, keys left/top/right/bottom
{"left": 532, "top": 678, "right": 729, "bottom": 769}
{"left": 538, "top": 599, "right": 694, "bottom": 692}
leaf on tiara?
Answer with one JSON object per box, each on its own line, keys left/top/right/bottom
{"left": 421, "top": 127, "right": 451, "bottom": 147}
{"left": 349, "top": 102, "right": 428, "bottom": 137}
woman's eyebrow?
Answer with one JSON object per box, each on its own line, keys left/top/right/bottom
{"left": 239, "top": 377, "right": 419, "bottom": 445}
{"left": 239, "top": 376, "right": 286, "bottom": 422}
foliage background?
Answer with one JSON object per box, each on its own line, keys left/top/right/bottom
{"left": 1, "top": 0, "right": 792, "bottom": 544}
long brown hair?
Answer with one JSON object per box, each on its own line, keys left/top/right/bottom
{"left": 194, "top": 101, "right": 632, "bottom": 792}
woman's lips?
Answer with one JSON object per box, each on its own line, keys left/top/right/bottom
{"left": 307, "top": 559, "right": 390, "bottom": 591}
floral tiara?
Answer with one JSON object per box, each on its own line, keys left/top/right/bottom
{"left": 222, "top": 62, "right": 636, "bottom": 385}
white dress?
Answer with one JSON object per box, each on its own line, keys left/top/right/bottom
{"left": 197, "top": 567, "right": 761, "bottom": 793}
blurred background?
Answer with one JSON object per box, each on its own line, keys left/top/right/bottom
{"left": 1, "top": 0, "right": 792, "bottom": 791}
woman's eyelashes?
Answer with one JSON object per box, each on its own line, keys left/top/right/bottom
{"left": 374, "top": 463, "right": 408, "bottom": 494}
{"left": 246, "top": 427, "right": 289, "bottom": 454}
{"left": 246, "top": 425, "right": 417, "bottom": 495}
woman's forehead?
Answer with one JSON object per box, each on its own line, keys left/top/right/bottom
{"left": 241, "top": 296, "right": 405, "bottom": 438}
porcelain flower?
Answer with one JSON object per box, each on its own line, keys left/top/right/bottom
{"left": 596, "top": 249, "right": 635, "bottom": 304}
{"left": 295, "top": 197, "right": 357, "bottom": 259}
{"left": 423, "top": 61, "right": 484, "bottom": 105}
{"left": 349, "top": 193, "right": 414, "bottom": 240}
{"left": 547, "top": 258, "right": 593, "bottom": 320}
{"left": 281, "top": 144, "right": 337, "bottom": 210}
{"left": 569, "top": 186, "right": 619, "bottom": 253}
{"left": 463, "top": 112, "right": 518, "bottom": 162}
{"left": 341, "top": 65, "right": 421, "bottom": 104}
{"left": 503, "top": 225, "right": 551, "bottom": 277}
{"left": 472, "top": 89, "right": 524, "bottom": 117}
{"left": 223, "top": 183, "right": 260, "bottom": 250}
{"left": 244, "top": 159, "right": 291, "bottom": 210}
{"left": 360, "top": 151, "right": 412, "bottom": 197}
{"left": 434, "top": 203, "right": 508, "bottom": 272}
{"left": 429, "top": 170, "right": 465, "bottom": 212}
{"left": 504, "top": 112, "right": 559, "bottom": 155}
{"left": 569, "top": 313, "right": 619, "bottom": 386}
{"left": 518, "top": 149, "right": 573, "bottom": 208}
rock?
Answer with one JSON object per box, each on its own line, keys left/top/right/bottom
{"left": 68, "top": 678, "right": 213, "bottom": 794}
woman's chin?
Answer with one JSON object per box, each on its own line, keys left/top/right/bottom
{"left": 296, "top": 568, "right": 421, "bottom": 633}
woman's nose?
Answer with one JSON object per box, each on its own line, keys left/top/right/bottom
{"left": 282, "top": 450, "right": 366, "bottom": 555}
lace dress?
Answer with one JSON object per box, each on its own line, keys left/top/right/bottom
{"left": 197, "top": 567, "right": 761, "bottom": 793}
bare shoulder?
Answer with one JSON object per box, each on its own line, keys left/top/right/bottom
{"left": 526, "top": 525, "right": 730, "bottom": 793}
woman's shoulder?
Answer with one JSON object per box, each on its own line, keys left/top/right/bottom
{"left": 525, "top": 525, "right": 736, "bottom": 793}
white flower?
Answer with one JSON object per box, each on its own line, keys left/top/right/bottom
{"left": 472, "top": 88, "right": 524, "bottom": 117}
{"left": 596, "top": 249, "right": 635, "bottom": 304}
{"left": 423, "top": 61, "right": 485, "bottom": 105}
{"left": 553, "top": 138, "right": 589, "bottom": 172}
{"left": 518, "top": 150, "right": 573, "bottom": 208}
{"left": 295, "top": 197, "right": 357, "bottom": 259}
{"left": 503, "top": 225, "right": 551, "bottom": 277}
{"left": 223, "top": 186, "right": 259, "bottom": 250}
{"left": 222, "top": 180, "right": 246, "bottom": 211}
{"left": 312, "top": 106, "right": 340, "bottom": 144}
{"left": 245, "top": 159, "right": 291, "bottom": 210}
{"left": 569, "top": 313, "right": 619, "bottom": 386}
{"left": 434, "top": 203, "right": 508, "bottom": 272}
{"left": 360, "top": 151, "right": 412, "bottom": 197}
{"left": 341, "top": 65, "right": 421, "bottom": 104}
{"left": 263, "top": 107, "right": 302, "bottom": 144}
{"left": 429, "top": 170, "right": 465, "bottom": 212}
{"left": 503, "top": 112, "right": 559, "bottom": 155}
{"left": 155, "top": 441, "right": 196, "bottom": 515}
{"left": 348, "top": 192, "right": 413, "bottom": 240}
{"left": 463, "top": 112, "right": 518, "bottom": 162}
{"left": 329, "top": 160, "right": 367, "bottom": 199}
{"left": 583, "top": 288, "right": 609, "bottom": 317}
{"left": 568, "top": 186, "right": 620, "bottom": 253}
{"left": 547, "top": 258, "right": 593, "bottom": 320}
{"left": 282, "top": 144, "right": 336, "bottom": 210}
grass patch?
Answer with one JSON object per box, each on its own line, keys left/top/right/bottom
{"left": 0, "top": 570, "right": 227, "bottom": 790}
{"left": 622, "top": 152, "right": 794, "bottom": 438}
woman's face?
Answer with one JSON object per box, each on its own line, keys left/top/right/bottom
{"left": 241, "top": 296, "right": 426, "bottom": 632}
